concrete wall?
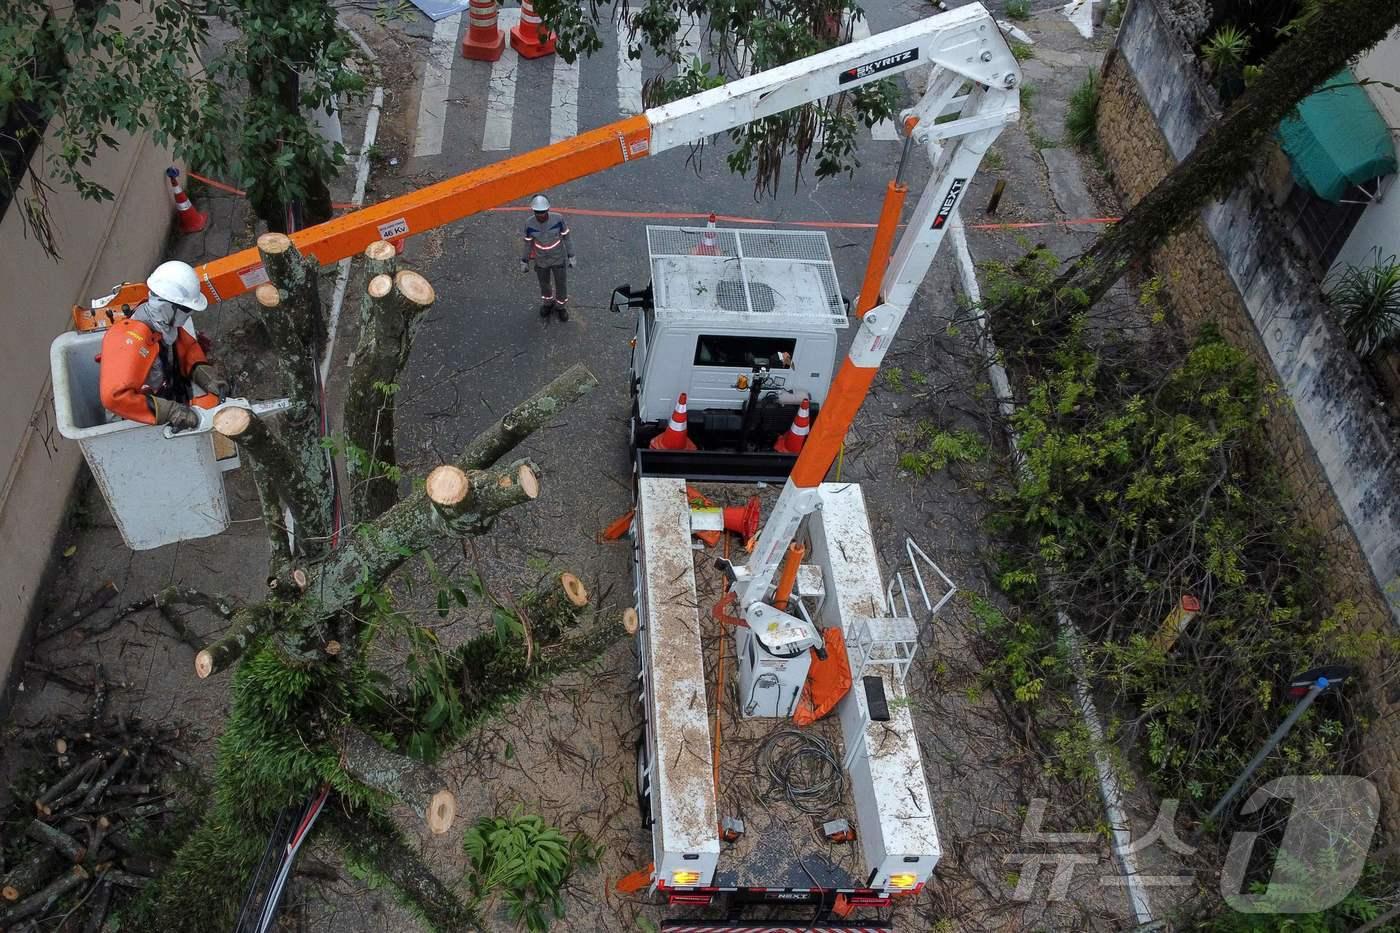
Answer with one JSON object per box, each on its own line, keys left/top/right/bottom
{"left": 1097, "top": 0, "right": 1400, "bottom": 824}
{"left": 1333, "top": 30, "right": 1400, "bottom": 273}
{"left": 0, "top": 126, "right": 172, "bottom": 694}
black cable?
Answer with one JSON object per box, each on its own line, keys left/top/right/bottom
{"left": 233, "top": 805, "right": 296, "bottom": 933}
{"left": 758, "top": 730, "right": 844, "bottom": 815}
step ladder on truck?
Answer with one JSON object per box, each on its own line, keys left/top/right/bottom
{"left": 53, "top": 5, "right": 1017, "bottom": 927}
{"left": 610, "top": 9, "right": 1020, "bottom": 929}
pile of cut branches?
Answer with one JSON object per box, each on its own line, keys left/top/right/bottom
{"left": 1, "top": 711, "right": 198, "bottom": 931}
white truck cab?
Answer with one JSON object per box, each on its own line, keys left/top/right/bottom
{"left": 614, "top": 225, "right": 849, "bottom": 480}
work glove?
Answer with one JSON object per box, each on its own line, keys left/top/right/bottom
{"left": 567, "top": 256, "right": 576, "bottom": 268}
{"left": 190, "top": 362, "right": 228, "bottom": 399}
{"left": 519, "top": 261, "right": 529, "bottom": 273}
{"left": 153, "top": 398, "right": 201, "bottom": 434}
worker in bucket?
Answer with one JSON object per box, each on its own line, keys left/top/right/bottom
{"left": 99, "top": 260, "right": 227, "bottom": 433}
{"left": 519, "top": 194, "right": 576, "bottom": 320}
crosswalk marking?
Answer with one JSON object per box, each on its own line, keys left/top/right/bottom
{"left": 551, "top": 54, "right": 580, "bottom": 142}
{"left": 412, "top": 7, "right": 913, "bottom": 157}
{"left": 413, "top": 13, "right": 462, "bottom": 157}
{"left": 617, "top": 15, "right": 643, "bottom": 114}
{"left": 482, "top": 10, "right": 521, "bottom": 151}
{"left": 849, "top": 16, "right": 900, "bottom": 140}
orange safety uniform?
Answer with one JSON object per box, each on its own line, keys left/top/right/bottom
{"left": 99, "top": 318, "right": 219, "bottom": 424}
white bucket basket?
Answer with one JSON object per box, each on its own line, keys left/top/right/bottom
{"left": 50, "top": 330, "right": 284, "bottom": 551}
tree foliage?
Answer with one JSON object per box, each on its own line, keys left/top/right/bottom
{"left": 533, "top": 0, "right": 899, "bottom": 195}
{"left": 967, "top": 250, "right": 1399, "bottom": 805}
{"left": 0, "top": 0, "right": 363, "bottom": 253}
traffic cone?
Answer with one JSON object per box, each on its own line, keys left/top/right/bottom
{"left": 649, "top": 392, "right": 698, "bottom": 451}
{"left": 722, "top": 496, "right": 761, "bottom": 540}
{"left": 774, "top": 398, "right": 811, "bottom": 454}
{"left": 166, "top": 167, "right": 207, "bottom": 235}
{"left": 461, "top": 0, "right": 505, "bottom": 61}
{"left": 692, "top": 213, "right": 719, "bottom": 255}
{"left": 510, "top": 0, "right": 556, "bottom": 59}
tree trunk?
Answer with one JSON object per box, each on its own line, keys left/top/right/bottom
{"left": 337, "top": 728, "right": 456, "bottom": 834}
{"left": 303, "top": 458, "right": 540, "bottom": 619}
{"left": 194, "top": 608, "right": 271, "bottom": 679}
{"left": 254, "top": 234, "right": 334, "bottom": 558}
{"left": 1024, "top": 0, "right": 1400, "bottom": 324}
{"left": 324, "top": 807, "right": 481, "bottom": 931}
{"left": 345, "top": 246, "right": 436, "bottom": 524}
{"left": 213, "top": 406, "right": 320, "bottom": 546}
{"left": 454, "top": 363, "right": 599, "bottom": 472}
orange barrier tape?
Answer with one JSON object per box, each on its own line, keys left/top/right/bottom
{"left": 183, "top": 168, "right": 1118, "bottom": 232}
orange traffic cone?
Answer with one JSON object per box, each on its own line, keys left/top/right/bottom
{"left": 461, "top": 0, "right": 505, "bottom": 61}
{"left": 774, "top": 397, "right": 811, "bottom": 454}
{"left": 722, "top": 496, "right": 761, "bottom": 540}
{"left": 166, "top": 167, "right": 207, "bottom": 235}
{"left": 649, "top": 392, "right": 698, "bottom": 451}
{"left": 510, "top": 0, "right": 557, "bottom": 59}
{"left": 692, "top": 213, "right": 719, "bottom": 255}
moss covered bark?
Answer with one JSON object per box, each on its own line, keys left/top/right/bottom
{"left": 326, "top": 807, "right": 481, "bottom": 932}
{"left": 254, "top": 234, "right": 334, "bottom": 559}
{"left": 344, "top": 256, "right": 434, "bottom": 524}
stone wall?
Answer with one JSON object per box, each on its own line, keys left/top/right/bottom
{"left": 1097, "top": 0, "right": 1400, "bottom": 828}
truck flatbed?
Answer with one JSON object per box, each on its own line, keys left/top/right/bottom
{"left": 632, "top": 477, "right": 943, "bottom": 912}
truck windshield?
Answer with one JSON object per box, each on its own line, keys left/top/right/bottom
{"left": 694, "top": 335, "right": 796, "bottom": 368}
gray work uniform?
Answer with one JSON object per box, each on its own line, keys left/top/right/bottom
{"left": 522, "top": 211, "right": 574, "bottom": 305}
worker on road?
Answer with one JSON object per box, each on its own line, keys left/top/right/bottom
{"left": 99, "top": 260, "right": 228, "bottom": 433}
{"left": 519, "top": 194, "right": 576, "bottom": 321}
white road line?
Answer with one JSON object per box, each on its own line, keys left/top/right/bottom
{"left": 617, "top": 13, "right": 642, "bottom": 114}
{"left": 482, "top": 10, "right": 521, "bottom": 151}
{"left": 413, "top": 13, "right": 461, "bottom": 158}
{"left": 849, "top": 16, "right": 899, "bottom": 141}
{"left": 551, "top": 53, "right": 579, "bottom": 143}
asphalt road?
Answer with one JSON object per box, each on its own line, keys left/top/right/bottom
{"left": 359, "top": 0, "right": 952, "bottom": 569}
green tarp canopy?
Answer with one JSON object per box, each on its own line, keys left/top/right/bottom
{"left": 1279, "top": 69, "right": 1397, "bottom": 203}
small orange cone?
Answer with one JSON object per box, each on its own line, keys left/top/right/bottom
{"left": 722, "top": 496, "right": 761, "bottom": 540}
{"left": 598, "top": 508, "right": 635, "bottom": 542}
{"left": 692, "top": 213, "right": 720, "bottom": 255}
{"left": 509, "top": 0, "right": 557, "bottom": 58}
{"left": 461, "top": 0, "right": 505, "bottom": 61}
{"left": 774, "top": 397, "right": 811, "bottom": 454}
{"left": 166, "top": 167, "right": 207, "bottom": 234}
{"left": 615, "top": 863, "right": 654, "bottom": 894}
{"left": 650, "top": 392, "right": 698, "bottom": 451}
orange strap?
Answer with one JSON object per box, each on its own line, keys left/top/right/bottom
{"left": 615, "top": 863, "right": 655, "bottom": 894}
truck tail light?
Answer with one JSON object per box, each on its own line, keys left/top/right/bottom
{"left": 671, "top": 870, "right": 702, "bottom": 886}
{"left": 888, "top": 873, "right": 919, "bottom": 891}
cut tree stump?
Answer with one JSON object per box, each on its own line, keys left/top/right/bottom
{"left": 337, "top": 728, "right": 456, "bottom": 834}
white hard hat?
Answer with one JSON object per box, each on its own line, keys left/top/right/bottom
{"left": 146, "top": 261, "right": 208, "bottom": 312}
{"left": 529, "top": 195, "right": 551, "bottom": 213}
